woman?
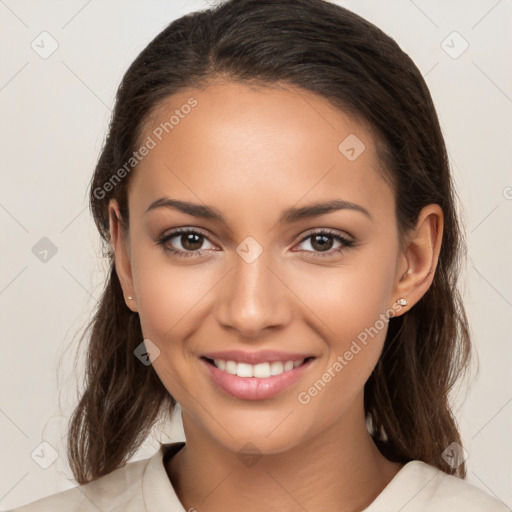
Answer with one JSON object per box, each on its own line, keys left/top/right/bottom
{"left": 11, "top": 0, "right": 509, "bottom": 510}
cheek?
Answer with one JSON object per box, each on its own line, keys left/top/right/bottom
{"left": 132, "top": 247, "right": 216, "bottom": 342}
{"left": 290, "top": 249, "right": 397, "bottom": 409}
{"left": 130, "top": 248, "right": 226, "bottom": 404}
{"left": 292, "top": 248, "right": 396, "bottom": 348}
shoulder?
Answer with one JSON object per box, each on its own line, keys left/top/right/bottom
{"left": 366, "top": 460, "right": 510, "bottom": 511}
{"left": 8, "top": 456, "right": 151, "bottom": 512}
{"left": 429, "top": 465, "right": 509, "bottom": 510}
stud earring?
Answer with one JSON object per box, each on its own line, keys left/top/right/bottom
{"left": 396, "top": 298, "right": 408, "bottom": 306}
{"left": 127, "top": 296, "right": 134, "bottom": 301}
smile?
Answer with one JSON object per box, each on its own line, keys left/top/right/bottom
{"left": 210, "top": 358, "right": 305, "bottom": 378}
{"left": 200, "top": 354, "right": 316, "bottom": 401}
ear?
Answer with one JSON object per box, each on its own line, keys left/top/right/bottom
{"left": 108, "top": 199, "right": 138, "bottom": 313}
{"left": 391, "top": 204, "right": 444, "bottom": 316}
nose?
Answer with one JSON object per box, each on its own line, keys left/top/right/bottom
{"left": 214, "top": 251, "right": 292, "bottom": 338}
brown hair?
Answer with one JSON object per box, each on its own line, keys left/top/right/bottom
{"left": 68, "top": 0, "right": 471, "bottom": 484}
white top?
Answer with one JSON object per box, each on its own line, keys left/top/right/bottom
{"left": 9, "top": 442, "right": 510, "bottom": 511}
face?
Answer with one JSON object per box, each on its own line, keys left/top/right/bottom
{"left": 113, "top": 81, "right": 409, "bottom": 454}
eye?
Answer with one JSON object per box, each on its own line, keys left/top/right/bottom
{"left": 156, "top": 227, "right": 355, "bottom": 259}
{"left": 294, "top": 229, "right": 355, "bottom": 257}
{"left": 156, "top": 228, "right": 217, "bottom": 258}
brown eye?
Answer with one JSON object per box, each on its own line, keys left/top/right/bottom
{"left": 296, "top": 229, "right": 355, "bottom": 257}
{"left": 157, "top": 228, "right": 216, "bottom": 258}
{"left": 309, "top": 234, "right": 335, "bottom": 252}
{"left": 179, "top": 232, "right": 204, "bottom": 251}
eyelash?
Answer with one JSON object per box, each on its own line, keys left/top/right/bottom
{"left": 156, "top": 228, "right": 355, "bottom": 259}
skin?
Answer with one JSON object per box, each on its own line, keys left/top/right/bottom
{"left": 109, "top": 81, "right": 443, "bottom": 512}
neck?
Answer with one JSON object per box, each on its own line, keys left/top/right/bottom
{"left": 166, "top": 399, "right": 403, "bottom": 512}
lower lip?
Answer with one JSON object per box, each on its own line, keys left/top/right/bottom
{"left": 200, "top": 357, "right": 314, "bottom": 401}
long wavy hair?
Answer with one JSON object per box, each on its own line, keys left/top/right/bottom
{"left": 68, "top": 0, "right": 472, "bottom": 484}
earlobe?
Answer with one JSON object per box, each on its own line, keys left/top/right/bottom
{"left": 108, "top": 199, "right": 138, "bottom": 312}
{"left": 391, "top": 204, "right": 444, "bottom": 315}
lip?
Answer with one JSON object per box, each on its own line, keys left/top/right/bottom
{"left": 201, "top": 349, "right": 314, "bottom": 365}
{"left": 200, "top": 356, "right": 315, "bottom": 401}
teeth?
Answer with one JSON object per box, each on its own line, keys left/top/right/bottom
{"left": 253, "top": 362, "right": 271, "bottom": 378}
{"left": 236, "top": 363, "right": 253, "bottom": 377}
{"left": 225, "top": 360, "right": 237, "bottom": 375}
{"left": 270, "top": 361, "right": 283, "bottom": 375}
{"left": 212, "top": 358, "right": 305, "bottom": 378}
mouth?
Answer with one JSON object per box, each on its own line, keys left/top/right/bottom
{"left": 200, "top": 355, "right": 316, "bottom": 401}
{"left": 201, "top": 356, "right": 314, "bottom": 378}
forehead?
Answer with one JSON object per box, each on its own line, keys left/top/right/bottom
{"left": 129, "top": 81, "right": 394, "bottom": 225}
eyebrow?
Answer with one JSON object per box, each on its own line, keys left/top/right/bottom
{"left": 145, "top": 197, "right": 372, "bottom": 223}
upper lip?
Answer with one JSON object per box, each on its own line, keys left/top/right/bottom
{"left": 201, "top": 350, "right": 314, "bottom": 365}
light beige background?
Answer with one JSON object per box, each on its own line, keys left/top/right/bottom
{"left": 0, "top": 0, "right": 511, "bottom": 509}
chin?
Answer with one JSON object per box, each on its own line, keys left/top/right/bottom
{"left": 187, "top": 404, "right": 326, "bottom": 457}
